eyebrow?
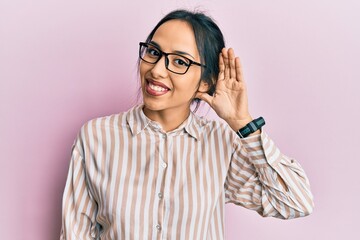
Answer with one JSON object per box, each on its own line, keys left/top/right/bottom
{"left": 150, "top": 41, "right": 196, "bottom": 60}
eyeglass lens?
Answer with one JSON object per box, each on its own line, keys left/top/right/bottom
{"left": 140, "top": 44, "right": 191, "bottom": 74}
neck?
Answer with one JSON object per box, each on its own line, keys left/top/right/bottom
{"left": 142, "top": 104, "right": 191, "bottom": 132}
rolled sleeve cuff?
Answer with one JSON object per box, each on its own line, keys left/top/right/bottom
{"left": 238, "top": 130, "right": 282, "bottom": 169}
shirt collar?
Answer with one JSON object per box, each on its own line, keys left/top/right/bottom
{"left": 126, "top": 103, "right": 200, "bottom": 140}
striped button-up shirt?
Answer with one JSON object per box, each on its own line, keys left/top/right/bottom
{"left": 60, "top": 103, "right": 314, "bottom": 240}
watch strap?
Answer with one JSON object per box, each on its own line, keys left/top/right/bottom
{"left": 236, "top": 117, "right": 265, "bottom": 138}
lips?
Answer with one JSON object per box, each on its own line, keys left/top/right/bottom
{"left": 147, "top": 79, "right": 170, "bottom": 90}
{"left": 145, "top": 79, "right": 171, "bottom": 96}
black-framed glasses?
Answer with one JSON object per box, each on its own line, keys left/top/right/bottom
{"left": 139, "top": 42, "right": 206, "bottom": 75}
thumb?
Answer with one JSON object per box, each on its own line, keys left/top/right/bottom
{"left": 195, "top": 91, "right": 213, "bottom": 106}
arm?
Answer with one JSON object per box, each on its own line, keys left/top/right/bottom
{"left": 225, "top": 130, "right": 314, "bottom": 219}
{"left": 195, "top": 47, "right": 314, "bottom": 218}
{"left": 60, "top": 136, "right": 100, "bottom": 239}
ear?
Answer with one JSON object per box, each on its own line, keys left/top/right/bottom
{"left": 197, "top": 80, "right": 210, "bottom": 93}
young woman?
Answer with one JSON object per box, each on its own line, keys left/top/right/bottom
{"left": 61, "top": 9, "right": 314, "bottom": 240}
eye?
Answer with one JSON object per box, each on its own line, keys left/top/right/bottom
{"left": 147, "top": 47, "right": 160, "bottom": 57}
{"left": 174, "top": 58, "right": 190, "bottom": 67}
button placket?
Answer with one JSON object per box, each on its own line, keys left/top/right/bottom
{"left": 160, "top": 133, "right": 168, "bottom": 170}
{"left": 156, "top": 132, "right": 167, "bottom": 237}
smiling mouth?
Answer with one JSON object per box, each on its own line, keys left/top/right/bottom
{"left": 148, "top": 81, "right": 169, "bottom": 92}
{"left": 145, "top": 80, "right": 171, "bottom": 96}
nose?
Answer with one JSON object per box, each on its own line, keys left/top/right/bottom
{"left": 150, "top": 55, "right": 169, "bottom": 78}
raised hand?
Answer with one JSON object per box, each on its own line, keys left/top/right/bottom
{"left": 195, "top": 48, "right": 254, "bottom": 131}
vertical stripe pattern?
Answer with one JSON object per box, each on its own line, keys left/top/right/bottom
{"left": 60, "top": 104, "right": 314, "bottom": 239}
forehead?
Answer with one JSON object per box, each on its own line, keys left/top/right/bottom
{"left": 151, "top": 20, "right": 199, "bottom": 57}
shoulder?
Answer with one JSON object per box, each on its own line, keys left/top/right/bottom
{"left": 80, "top": 113, "right": 124, "bottom": 134}
{"left": 76, "top": 107, "right": 134, "bottom": 144}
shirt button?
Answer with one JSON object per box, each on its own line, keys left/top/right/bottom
{"left": 161, "top": 162, "right": 167, "bottom": 168}
{"left": 158, "top": 192, "right": 163, "bottom": 199}
{"left": 156, "top": 224, "right": 161, "bottom": 231}
{"left": 162, "top": 135, "right": 166, "bottom": 139}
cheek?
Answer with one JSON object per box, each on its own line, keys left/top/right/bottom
{"left": 173, "top": 74, "right": 201, "bottom": 95}
{"left": 139, "top": 62, "right": 146, "bottom": 80}
{"left": 186, "top": 71, "right": 202, "bottom": 91}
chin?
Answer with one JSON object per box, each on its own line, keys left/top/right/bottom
{"left": 142, "top": 98, "right": 167, "bottom": 111}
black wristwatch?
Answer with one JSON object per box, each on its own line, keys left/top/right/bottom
{"left": 236, "top": 117, "right": 265, "bottom": 138}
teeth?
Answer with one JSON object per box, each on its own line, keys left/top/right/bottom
{"left": 149, "top": 82, "right": 167, "bottom": 92}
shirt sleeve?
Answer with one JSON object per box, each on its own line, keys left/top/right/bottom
{"left": 60, "top": 134, "right": 100, "bottom": 239}
{"left": 224, "top": 130, "right": 314, "bottom": 219}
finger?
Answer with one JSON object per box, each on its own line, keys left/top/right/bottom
{"left": 222, "top": 48, "right": 230, "bottom": 80}
{"left": 228, "top": 48, "right": 236, "bottom": 79}
{"left": 235, "top": 57, "right": 244, "bottom": 82}
{"left": 195, "top": 92, "right": 213, "bottom": 106}
{"left": 218, "top": 53, "right": 225, "bottom": 80}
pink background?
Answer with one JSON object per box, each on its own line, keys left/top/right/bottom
{"left": 1, "top": 0, "right": 359, "bottom": 239}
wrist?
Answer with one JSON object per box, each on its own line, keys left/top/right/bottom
{"left": 226, "top": 117, "right": 253, "bottom": 132}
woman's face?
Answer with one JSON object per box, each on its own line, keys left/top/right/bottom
{"left": 140, "top": 19, "right": 208, "bottom": 113}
